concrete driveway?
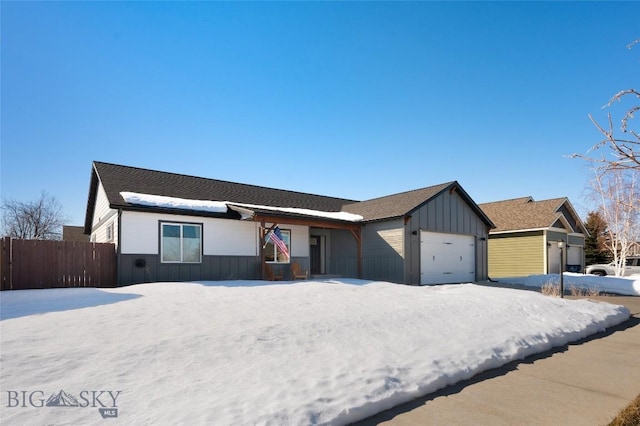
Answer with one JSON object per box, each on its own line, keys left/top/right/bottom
{"left": 354, "top": 294, "right": 640, "bottom": 426}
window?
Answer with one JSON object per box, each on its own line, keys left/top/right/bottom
{"left": 265, "top": 228, "right": 291, "bottom": 264}
{"left": 106, "top": 222, "right": 114, "bottom": 242}
{"left": 161, "top": 222, "right": 202, "bottom": 263}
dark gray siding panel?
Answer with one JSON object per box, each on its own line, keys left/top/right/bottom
{"left": 557, "top": 204, "right": 580, "bottom": 232}
{"left": 567, "top": 234, "right": 584, "bottom": 246}
{"left": 361, "top": 220, "right": 404, "bottom": 283}
{"left": 118, "top": 255, "right": 310, "bottom": 285}
{"left": 405, "top": 188, "right": 490, "bottom": 285}
{"left": 547, "top": 231, "right": 566, "bottom": 242}
{"left": 328, "top": 229, "right": 358, "bottom": 278}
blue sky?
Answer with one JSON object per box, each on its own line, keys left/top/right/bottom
{"left": 2, "top": 1, "right": 638, "bottom": 226}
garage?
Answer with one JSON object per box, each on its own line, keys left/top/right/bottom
{"left": 420, "top": 231, "right": 475, "bottom": 285}
{"left": 567, "top": 245, "right": 583, "bottom": 272}
{"left": 547, "top": 243, "right": 561, "bottom": 274}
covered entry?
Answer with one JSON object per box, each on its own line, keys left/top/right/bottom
{"left": 420, "top": 231, "right": 475, "bottom": 285}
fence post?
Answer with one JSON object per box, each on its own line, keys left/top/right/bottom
{"left": 1, "top": 237, "right": 13, "bottom": 291}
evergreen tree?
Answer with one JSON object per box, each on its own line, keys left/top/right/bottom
{"left": 584, "top": 210, "right": 612, "bottom": 265}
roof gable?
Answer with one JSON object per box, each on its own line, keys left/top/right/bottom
{"left": 479, "top": 196, "right": 586, "bottom": 234}
{"left": 342, "top": 182, "right": 453, "bottom": 222}
{"left": 343, "top": 181, "right": 495, "bottom": 227}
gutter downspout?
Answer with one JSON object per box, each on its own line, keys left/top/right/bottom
{"left": 117, "top": 208, "right": 122, "bottom": 287}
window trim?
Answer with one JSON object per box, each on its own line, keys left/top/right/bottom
{"left": 264, "top": 228, "right": 291, "bottom": 264}
{"left": 159, "top": 221, "right": 203, "bottom": 264}
{"left": 106, "top": 222, "right": 114, "bottom": 242}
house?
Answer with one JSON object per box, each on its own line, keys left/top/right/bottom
{"left": 84, "top": 161, "right": 494, "bottom": 286}
{"left": 478, "top": 197, "right": 588, "bottom": 278}
{"left": 62, "top": 225, "right": 90, "bottom": 242}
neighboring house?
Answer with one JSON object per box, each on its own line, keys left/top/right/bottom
{"left": 62, "top": 225, "right": 91, "bottom": 242}
{"left": 629, "top": 242, "right": 640, "bottom": 257}
{"left": 84, "top": 161, "right": 494, "bottom": 286}
{"left": 479, "top": 197, "right": 588, "bottom": 278}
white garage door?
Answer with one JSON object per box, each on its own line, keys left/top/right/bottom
{"left": 420, "top": 231, "right": 475, "bottom": 285}
{"left": 567, "top": 245, "right": 583, "bottom": 266}
{"left": 548, "top": 243, "right": 561, "bottom": 274}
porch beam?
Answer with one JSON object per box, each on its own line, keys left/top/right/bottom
{"left": 253, "top": 213, "right": 363, "bottom": 278}
{"left": 252, "top": 214, "right": 361, "bottom": 231}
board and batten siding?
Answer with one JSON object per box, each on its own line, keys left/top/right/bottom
{"left": 327, "top": 228, "right": 358, "bottom": 278}
{"left": 487, "top": 231, "right": 545, "bottom": 278}
{"left": 405, "top": 188, "right": 490, "bottom": 285}
{"left": 362, "top": 219, "right": 404, "bottom": 283}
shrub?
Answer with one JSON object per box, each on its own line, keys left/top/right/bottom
{"left": 608, "top": 393, "right": 640, "bottom": 426}
{"left": 569, "top": 285, "right": 602, "bottom": 298}
{"left": 541, "top": 281, "right": 560, "bottom": 297}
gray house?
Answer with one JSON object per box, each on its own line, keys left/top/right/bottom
{"left": 85, "top": 161, "right": 494, "bottom": 286}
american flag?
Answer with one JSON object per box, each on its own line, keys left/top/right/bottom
{"left": 267, "top": 226, "right": 290, "bottom": 260}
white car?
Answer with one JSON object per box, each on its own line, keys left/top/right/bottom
{"left": 585, "top": 256, "right": 640, "bottom": 276}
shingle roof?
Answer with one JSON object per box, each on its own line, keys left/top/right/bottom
{"left": 343, "top": 182, "right": 453, "bottom": 222}
{"left": 62, "top": 225, "right": 90, "bottom": 242}
{"left": 93, "top": 161, "right": 356, "bottom": 210}
{"left": 478, "top": 196, "right": 571, "bottom": 233}
{"left": 85, "top": 161, "right": 494, "bottom": 230}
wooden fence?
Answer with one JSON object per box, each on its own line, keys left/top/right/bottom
{"left": 1, "top": 237, "right": 117, "bottom": 291}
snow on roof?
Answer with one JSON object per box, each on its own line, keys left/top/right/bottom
{"left": 228, "top": 202, "right": 364, "bottom": 222}
{"left": 120, "top": 192, "right": 227, "bottom": 213}
{"left": 120, "top": 192, "right": 364, "bottom": 222}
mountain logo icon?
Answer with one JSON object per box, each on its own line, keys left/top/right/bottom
{"left": 45, "top": 390, "right": 80, "bottom": 407}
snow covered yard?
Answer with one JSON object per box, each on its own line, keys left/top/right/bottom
{"left": 498, "top": 273, "right": 640, "bottom": 296}
{"left": 0, "top": 279, "right": 630, "bottom": 425}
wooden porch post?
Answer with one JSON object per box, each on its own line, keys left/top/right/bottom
{"left": 260, "top": 219, "right": 266, "bottom": 280}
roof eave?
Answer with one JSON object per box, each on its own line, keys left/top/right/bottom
{"left": 83, "top": 163, "right": 100, "bottom": 234}
{"left": 116, "top": 204, "right": 242, "bottom": 220}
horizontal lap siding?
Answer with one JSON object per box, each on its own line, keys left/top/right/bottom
{"left": 91, "top": 183, "right": 118, "bottom": 244}
{"left": 488, "top": 233, "right": 544, "bottom": 278}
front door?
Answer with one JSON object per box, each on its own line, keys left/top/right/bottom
{"left": 310, "top": 235, "right": 324, "bottom": 274}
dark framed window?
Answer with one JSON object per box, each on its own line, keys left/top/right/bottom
{"left": 161, "top": 222, "right": 202, "bottom": 263}
{"left": 265, "top": 228, "right": 291, "bottom": 264}
{"left": 106, "top": 222, "right": 114, "bottom": 242}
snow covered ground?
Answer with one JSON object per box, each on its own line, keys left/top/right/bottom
{"left": 498, "top": 273, "right": 640, "bottom": 296}
{"left": 0, "top": 279, "right": 631, "bottom": 425}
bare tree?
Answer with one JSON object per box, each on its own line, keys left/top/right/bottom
{"left": 1, "top": 192, "right": 69, "bottom": 240}
{"left": 575, "top": 39, "right": 640, "bottom": 272}
{"left": 574, "top": 40, "right": 639, "bottom": 171}
{"left": 586, "top": 88, "right": 640, "bottom": 170}
{"left": 588, "top": 169, "right": 639, "bottom": 276}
